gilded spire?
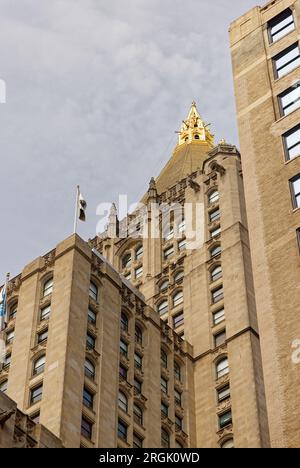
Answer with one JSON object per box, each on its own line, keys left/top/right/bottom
{"left": 177, "top": 101, "right": 214, "bottom": 147}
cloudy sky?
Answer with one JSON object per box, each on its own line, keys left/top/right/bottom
{"left": 0, "top": 0, "right": 260, "bottom": 278}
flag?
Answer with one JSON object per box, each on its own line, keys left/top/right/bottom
{"left": 79, "top": 191, "right": 87, "bottom": 222}
{"left": 0, "top": 283, "right": 7, "bottom": 331}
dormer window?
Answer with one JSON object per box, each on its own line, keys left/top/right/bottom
{"left": 195, "top": 134, "right": 200, "bottom": 140}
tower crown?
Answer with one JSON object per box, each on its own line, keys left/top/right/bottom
{"left": 178, "top": 101, "right": 214, "bottom": 147}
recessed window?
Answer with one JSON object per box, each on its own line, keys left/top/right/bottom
{"left": 84, "top": 359, "right": 95, "bottom": 380}
{"left": 173, "top": 291, "right": 183, "bottom": 307}
{"left": 174, "top": 362, "right": 181, "bottom": 381}
{"left": 30, "top": 384, "right": 43, "bottom": 405}
{"left": 279, "top": 87, "right": 300, "bottom": 117}
{"left": 175, "top": 389, "right": 182, "bottom": 406}
{"left": 86, "top": 333, "right": 96, "bottom": 350}
{"left": 175, "top": 415, "right": 183, "bottom": 430}
{"left": 268, "top": 9, "right": 295, "bottom": 43}
{"left": 83, "top": 387, "right": 94, "bottom": 409}
{"left": 40, "top": 305, "right": 51, "bottom": 322}
{"left": 209, "top": 208, "right": 220, "bottom": 223}
{"left": 118, "top": 420, "right": 128, "bottom": 441}
{"left": 211, "top": 265, "right": 222, "bottom": 282}
{"left": 221, "top": 438, "right": 234, "bottom": 449}
{"left": 164, "top": 226, "right": 174, "bottom": 241}
{"left": 158, "top": 300, "right": 169, "bottom": 316}
{"left": 290, "top": 174, "right": 300, "bottom": 208}
{"left": 33, "top": 355, "right": 46, "bottom": 376}
{"left": 174, "top": 271, "right": 184, "bottom": 283}
{"left": 120, "top": 340, "right": 128, "bottom": 358}
{"left": 283, "top": 125, "right": 300, "bottom": 160}
{"left": 134, "top": 378, "right": 142, "bottom": 394}
{"left": 134, "top": 353, "right": 143, "bottom": 371}
{"left": 119, "top": 364, "right": 128, "bottom": 381}
{"left": 161, "top": 402, "right": 169, "bottom": 417}
{"left": 135, "top": 326, "right": 143, "bottom": 346}
{"left": 37, "top": 328, "right": 48, "bottom": 344}
{"left": 178, "top": 239, "right": 187, "bottom": 251}
{"left": 124, "top": 272, "right": 131, "bottom": 281}
{"left": 133, "top": 433, "right": 143, "bottom": 448}
{"left": 0, "top": 380, "right": 8, "bottom": 393}
{"left": 122, "top": 254, "right": 132, "bottom": 269}
{"left": 161, "top": 377, "right": 168, "bottom": 394}
{"left": 212, "top": 286, "right": 224, "bottom": 304}
{"left": 218, "top": 384, "right": 230, "bottom": 403}
{"left": 89, "top": 282, "right": 98, "bottom": 301}
{"left": 135, "top": 266, "right": 143, "bottom": 279}
{"left": 195, "top": 134, "right": 200, "bottom": 140}
{"left": 211, "top": 245, "right": 221, "bottom": 258}
{"left": 81, "top": 417, "right": 93, "bottom": 440}
{"left": 160, "top": 280, "right": 169, "bottom": 292}
{"left": 6, "top": 329, "right": 14, "bottom": 345}
{"left": 216, "top": 358, "right": 229, "bottom": 379}
{"left": 161, "top": 349, "right": 168, "bottom": 368}
{"left": 118, "top": 391, "right": 128, "bottom": 413}
{"left": 210, "top": 227, "right": 221, "bottom": 239}
{"left": 88, "top": 308, "right": 97, "bottom": 326}
{"left": 121, "top": 312, "right": 129, "bottom": 332}
{"left": 178, "top": 220, "right": 186, "bottom": 234}
{"left": 30, "top": 412, "right": 40, "bottom": 424}
{"left": 164, "top": 246, "right": 174, "bottom": 260}
{"left": 3, "top": 354, "right": 11, "bottom": 370}
{"left": 214, "top": 330, "right": 226, "bottom": 348}
{"left": 133, "top": 404, "right": 143, "bottom": 426}
{"left": 208, "top": 190, "right": 219, "bottom": 204}
{"left": 173, "top": 312, "right": 184, "bottom": 329}
{"left": 273, "top": 43, "right": 300, "bottom": 79}
{"left": 9, "top": 304, "right": 17, "bottom": 320}
{"left": 219, "top": 410, "right": 232, "bottom": 429}
{"left": 161, "top": 428, "right": 170, "bottom": 448}
{"left": 135, "top": 245, "right": 143, "bottom": 260}
{"left": 43, "top": 278, "right": 53, "bottom": 297}
{"left": 213, "top": 308, "right": 225, "bottom": 326}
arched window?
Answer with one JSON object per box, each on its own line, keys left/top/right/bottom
{"left": 158, "top": 300, "right": 169, "bottom": 316}
{"left": 211, "top": 266, "right": 222, "bottom": 282}
{"left": 211, "top": 245, "right": 221, "bottom": 258}
{"left": 84, "top": 359, "right": 95, "bottom": 380}
{"left": 135, "top": 246, "right": 143, "bottom": 261}
{"left": 161, "top": 428, "right": 170, "bottom": 448}
{"left": 0, "top": 380, "right": 8, "bottom": 393}
{"left": 121, "top": 312, "right": 129, "bottom": 332}
{"left": 216, "top": 358, "right": 229, "bottom": 379}
{"left": 221, "top": 439, "right": 234, "bottom": 449}
{"left": 9, "top": 303, "right": 18, "bottom": 320}
{"left": 173, "top": 291, "right": 183, "bottom": 308}
{"left": 174, "top": 361, "right": 181, "bottom": 381}
{"left": 195, "top": 134, "right": 200, "bottom": 140}
{"left": 174, "top": 271, "right": 184, "bottom": 283}
{"left": 43, "top": 278, "right": 53, "bottom": 297}
{"left": 133, "top": 404, "right": 143, "bottom": 426}
{"left": 89, "top": 282, "right": 98, "bottom": 301}
{"left": 208, "top": 190, "right": 219, "bottom": 205}
{"left": 122, "top": 253, "right": 132, "bottom": 269}
{"left": 118, "top": 391, "right": 128, "bottom": 413}
{"left": 135, "top": 326, "right": 143, "bottom": 345}
{"left": 160, "top": 280, "right": 169, "bottom": 293}
{"left": 33, "top": 355, "right": 46, "bottom": 376}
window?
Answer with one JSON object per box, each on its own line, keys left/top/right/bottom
{"left": 161, "top": 428, "right": 170, "bottom": 448}
{"left": 211, "top": 265, "right": 222, "bottom": 282}
{"left": 219, "top": 410, "right": 232, "bottom": 429}
{"left": 208, "top": 190, "right": 219, "bottom": 204}
{"left": 216, "top": 358, "right": 229, "bottom": 379}
{"left": 279, "top": 87, "right": 300, "bottom": 117}
{"left": 175, "top": 415, "right": 183, "bottom": 430}
{"left": 118, "top": 391, "right": 128, "bottom": 413}
{"left": 209, "top": 208, "right": 220, "bottom": 223}
{"left": 160, "top": 280, "right": 169, "bottom": 292}
{"left": 221, "top": 439, "right": 234, "bottom": 449}
{"left": 161, "top": 377, "right": 168, "bottom": 394}
{"left": 164, "top": 246, "right": 174, "bottom": 260}
{"left": 212, "top": 286, "right": 224, "bottom": 304}
{"left": 81, "top": 417, "right": 93, "bottom": 440}
{"left": 37, "top": 328, "right": 48, "bottom": 344}
{"left": 283, "top": 125, "right": 300, "bottom": 161}
{"left": 273, "top": 43, "right": 300, "bottom": 79}
{"left": 118, "top": 420, "right": 128, "bottom": 441}
{"left": 30, "top": 412, "right": 40, "bottom": 424}
{"left": 175, "top": 389, "right": 182, "bottom": 406}
{"left": 0, "top": 380, "right": 8, "bottom": 393}
{"left": 134, "top": 353, "right": 143, "bottom": 371}
{"left": 120, "top": 340, "right": 128, "bottom": 358}
{"left": 268, "top": 9, "right": 295, "bottom": 43}
{"left": 214, "top": 330, "right": 226, "bottom": 348}
{"left": 218, "top": 385, "right": 230, "bottom": 403}
{"left": 174, "top": 362, "right": 181, "bottom": 381}
{"left": 3, "top": 354, "right": 11, "bottom": 370}
{"left": 88, "top": 309, "right": 97, "bottom": 325}
{"left": 297, "top": 228, "right": 300, "bottom": 252}
{"left": 213, "top": 308, "right": 225, "bottom": 326}
{"left": 210, "top": 227, "right": 221, "bottom": 239}
{"left": 211, "top": 245, "right": 221, "bottom": 258}
{"left": 158, "top": 300, "right": 169, "bottom": 316}
{"left": 135, "top": 266, "right": 143, "bottom": 279}
{"left": 124, "top": 272, "right": 131, "bottom": 281}
{"left": 164, "top": 226, "right": 174, "bottom": 241}
{"left": 178, "top": 220, "right": 186, "bottom": 234}
{"left": 133, "top": 433, "right": 143, "bottom": 448}
{"left": 134, "top": 378, "right": 142, "bottom": 394}
{"left": 33, "top": 355, "right": 46, "bottom": 376}
{"left": 174, "top": 271, "right": 184, "bottom": 283}
{"left": 133, "top": 404, "right": 143, "bottom": 426}
{"left": 83, "top": 387, "right": 94, "bottom": 409}
{"left": 89, "top": 282, "right": 98, "bottom": 301}
{"left": 173, "top": 291, "right": 183, "bottom": 307}
{"left": 43, "top": 278, "right": 53, "bottom": 297}
{"left": 9, "top": 304, "right": 17, "bottom": 320}
{"left": 290, "top": 174, "right": 300, "bottom": 208}
{"left": 86, "top": 333, "right": 96, "bottom": 350}
{"left": 161, "top": 402, "right": 169, "bottom": 417}
{"left": 121, "top": 312, "right": 129, "bottom": 332}
{"left": 195, "top": 134, "right": 200, "bottom": 140}
{"left": 30, "top": 384, "right": 43, "bottom": 405}
{"left": 119, "top": 365, "right": 128, "bottom": 381}
{"left": 178, "top": 239, "right": 187, "bottom": 251}
{"left": 40, "top": 305, "right": 51, "bottom": 322}
{"left": 161, "top": 349, "right": 168, "bottom": 368}
{"left": 135, "top": 245, "right": 143, "bottom": 260}
{"left": 85, "top": 359, "right": 95, "bottom": 380}
{"left": 173, "top": 312, "right": 184, "bottom": 329}
{"left": 122, "top": 254, "right": 132, "bottom": 269}
{"left": 135, "top": 326, "right": 143, "bottom": 345}
{"left": 6, "top": 329, "right": 14, "bottom": 345}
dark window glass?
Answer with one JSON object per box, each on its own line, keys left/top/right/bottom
{"left": 118, "top": 420, "right": 128, "bottom": 441}
{"left": 268, "top": 9, "right": 295, "bottom": 43}
{"left": 273, "top": 43, "right": 300, "bottom": 79}
{"left": 219, "top": 411, "right": 232, "bottom": 429}
{"left": 290, "top": 174, "right": 300, "bottom": 208}
{"left": 83, "top": 388, "right": 94, "bottom": 409}
{"left": 81, "top": 417, "right": 93, "bottom": 440}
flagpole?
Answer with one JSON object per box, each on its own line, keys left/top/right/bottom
{"left": 73, "top": 185, "right": 80, "bottom": 234}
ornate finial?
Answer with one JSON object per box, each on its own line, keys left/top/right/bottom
{"left": 149, "top": 177, "right": 156, "bottom": 191}
{"left": 220, "top": 138, "right": 226, "bottom": 145}
{"left": 109, "top": 203, "right": 117, "bottom": 216}
{"left": 177, "top": 102, "right": 214, "bottom": 147}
